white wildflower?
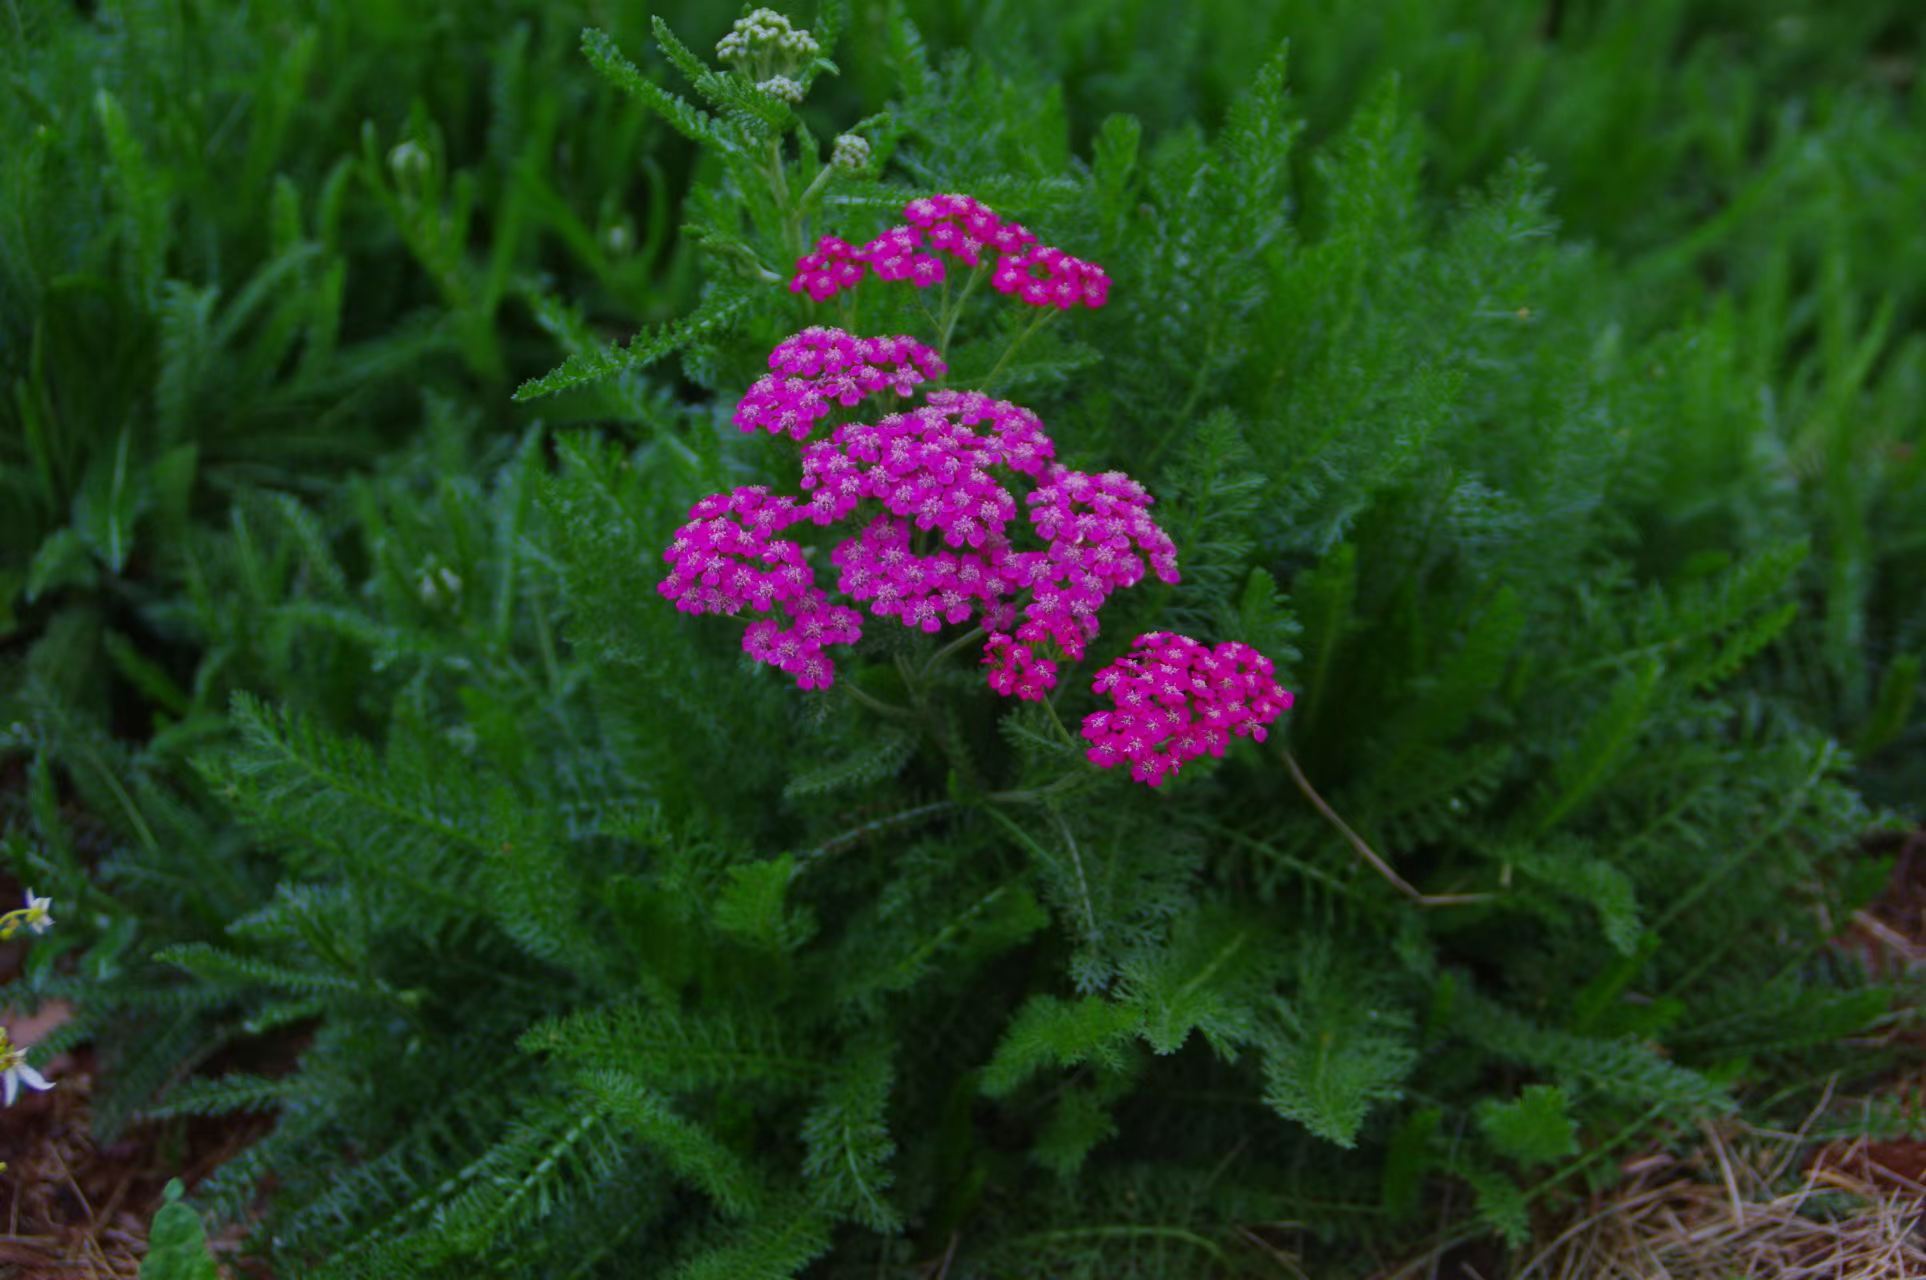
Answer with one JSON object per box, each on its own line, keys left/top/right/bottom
{"left": 0, "top": 888, "right": 52, "bottom": 941}
{"left": 20, "top": 888, "right": 52, "bottom": 935}
{"left": 0, "top": 1029, "right": 52, "bottom": 1107}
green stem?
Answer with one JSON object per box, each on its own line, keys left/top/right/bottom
{"left": 896, "top": 652, "right": 979, "bottom": 789}
{"left": 1041, "top": 693, "right": 1081, "bottom": 751}
{"left": 1141, "top": 308, "right": 1228, "bottom": 473}
{"left": 921, "top": 625, "right": 987, "bottom": 678}
{"left": 843, "top": 680, "right": 916, "bottom": 721}
{"left": 800, "top": 800, "right": 959, "bottom": 862}
{"left": 913, "top": 290, "right": 945, "bottom": 341}
{"left": 986, "top": 772, "right": 1086, "bottom": 805}
{"left": 767, "top": 138, "right": 800, "bottom": 257}
{"left": 796, "top": 162, "right": 834, "bottom": 214}
{"left": 938, "top": 262, "right": 987, "bottom": 360}
{"left": 894, "top": 651, "right": 921, "bottom": 698}
{"left": 979, "top": 307, "right": 1056, "bottom": 392}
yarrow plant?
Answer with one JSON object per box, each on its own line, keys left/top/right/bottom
{"left": 1, "top": 888, "right": 55, "bottom": 1107}
{"left": 660, "top": 194, "right": 1285, "bottom": 785}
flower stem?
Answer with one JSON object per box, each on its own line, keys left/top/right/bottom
{"left": 1281, "top": 749, "right": 1493, "bottom": 908}
{"left": 1041, "top": 694, "right": 1080, "bottom": 751}
{"left": 980, "top": 307, "right": 1056, "bottom": 392}
{"left": 986, "top": 772, "right": 1086, "bottom": 805}
{"left": 896, "top": 652, "right": 981, "bottom": 789}
{"left": 921, "top": 625, "right": 987, "bottom": 678}
{"left": 939, "top": 262, "right": 987, "bottom": 360}
{"left": 843, "top": 680, "right": 916, "bottom": 721}
{"left": 796, "top": 162, "right": 834, "bottom": 215}
{"left": 799, "top": 800, "right": 959, "bottom": 862}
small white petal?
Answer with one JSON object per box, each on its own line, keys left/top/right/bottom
{"left": 16, "top": 1063, "right": 49, "bottom": 1092}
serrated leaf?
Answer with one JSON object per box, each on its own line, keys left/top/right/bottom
{"left": 140, "top": 1180, "right": 220, "bottom": 1280}
{"left": 800, "top": 1048, "right": 900, "bottom": 1231}
{"left": 73, "top": 425, "right": 141, "bottom": 571}
{"left": 513, "top": 292, "right": 747, "bottom": 400}
{"left": 980, "top": 995, "right": 1139, "bottom": 1097}
{"left": 25, "top": 527, "right": 95, "bottom": 601}
{"left": 1476, "top": 1084, "right": 1579, "bottom": 1165}
{"left": 714, "top": 854, "right": 814, "bottom": 951}
{"left": 1531, "top": 657, "right": 1661, "bottom": 833}
{"left": 783, "top": 727, "right": 915, "bottom": 800}
{"left": 579, "top": 1071, "right": 760, "bottom": 1217}
{"left": 1259, "top": 953, "right": 1415, "bottom": 1148}
{"left": 580, "top": 27, "right": 719, "bottom": 146}
{"left": 1466, "top": 1167, "right": 1531, "bottom": 1248}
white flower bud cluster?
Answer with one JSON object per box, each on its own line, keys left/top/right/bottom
{"left": 716, "top": 8, "right": 820, "bottom": 66}
{"left": 758, "top": 75, "right": 805, "bottom": 104}
{"left": 831, "top": 133, "right": 870, "bottom": 171}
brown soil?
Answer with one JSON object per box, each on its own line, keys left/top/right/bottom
{"left": 0, "top": 1040, "right": 268, "bottom": 1278}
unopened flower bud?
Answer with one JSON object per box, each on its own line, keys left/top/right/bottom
{"left": 718, "top": 8, "right": 819, "bottom": 73}
{"left": 387, "top": 140, "right": 431, "bottom": 179}
{"left": 831, "top": 133, "right": 870, "bottom": 171}
{"left": 758, "top": 75, "right": 804, "bottom": 104}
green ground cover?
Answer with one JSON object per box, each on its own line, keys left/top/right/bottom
{"left": 3, "top": 1, "right": 1922, "bottom": 1275}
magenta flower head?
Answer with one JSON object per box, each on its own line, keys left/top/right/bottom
{"left": 1081, "top": 633, "right": 1294, "bottom": 787}
{"left": 734, "top": 327, "right": 945, "bottom": 441}
{"left": 656, "top": 485, "right": 864, "bottom": 690}
{"left": 789, "top": 194, "right": 1109, "bottom": 311}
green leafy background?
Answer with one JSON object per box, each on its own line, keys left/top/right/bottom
{"left": 3, "top": 1, "right": 1922, "bottom": 1276}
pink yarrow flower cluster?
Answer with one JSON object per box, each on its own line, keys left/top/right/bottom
{"left": 660, "top": 327, "right": 1177, "bottom": 694}
{"left": 734, "top": 328, "right": 945, "bottom": 441}
{"left": 1081, "top": 633, "right": 1294, "bottom": 787}
{"left": 656, "top": 486, "right": 861, "bottom": 690}
{"left": 790, "top": 194, "right": 1110, "bottom": 309}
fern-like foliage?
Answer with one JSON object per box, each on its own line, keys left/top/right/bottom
{"left": 4, "top": 5, "right": 1920, "bottom": 1280}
